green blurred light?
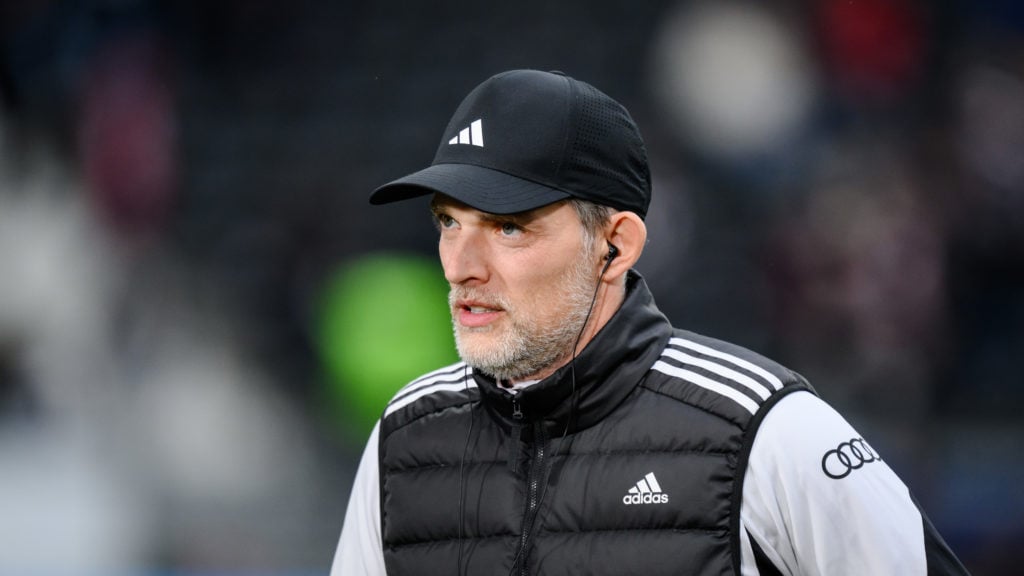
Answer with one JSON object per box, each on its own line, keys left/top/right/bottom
{"left": 316, "top": 253, "right": 457, "bottom": 432}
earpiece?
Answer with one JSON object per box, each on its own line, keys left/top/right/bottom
{"left": 605, "top": 243, "right": 619, "bottom": 261}
{"left": 599, "top": 243, "right": 619, "bottom": 276}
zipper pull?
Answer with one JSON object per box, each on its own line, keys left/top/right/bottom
{"left": 512, "top": 397, "right": 524, "bottom": 420}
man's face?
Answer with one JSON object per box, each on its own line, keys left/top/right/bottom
{"left": 431, "top": 196, "right": 599, "bottom": 382}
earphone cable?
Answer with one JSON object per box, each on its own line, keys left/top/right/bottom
{"left": 508, "top": 250, "right": 613, "bottom": 575}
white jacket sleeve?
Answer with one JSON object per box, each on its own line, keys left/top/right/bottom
{"left": 739, "top": 391, "right": 929, "bottom": 576}
{"left": 331, "top": 422, "right": 386, "bottom": 576}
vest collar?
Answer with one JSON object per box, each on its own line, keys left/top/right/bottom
{"left": 473, "top": 270, "right": 673, "bottom": 436}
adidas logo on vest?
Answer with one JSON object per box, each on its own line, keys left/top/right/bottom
{"left": 623, "top": 472, "right": 669, "bottom": 505}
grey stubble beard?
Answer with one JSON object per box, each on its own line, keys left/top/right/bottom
{"left": 449, "top": 250, "right": 597, "bottom": 382}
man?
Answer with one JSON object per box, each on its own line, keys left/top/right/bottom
{"left": 331, "top": 70, "right": 968, "bottom": 575}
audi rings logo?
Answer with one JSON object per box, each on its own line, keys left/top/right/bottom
{"left": 821, "top": 438, "right": 881, "bottom": 480}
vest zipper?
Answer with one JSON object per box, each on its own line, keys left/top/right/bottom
{"left": 515, "top": 420, "right": 547, "bottom": 576}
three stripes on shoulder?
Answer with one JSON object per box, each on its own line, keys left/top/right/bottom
{"left": 651, "top": 337, "right": 785, "bottom": 415}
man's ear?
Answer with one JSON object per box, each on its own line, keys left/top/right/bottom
{"left": 601, "top": 211, "right": 647, "bottom": 283}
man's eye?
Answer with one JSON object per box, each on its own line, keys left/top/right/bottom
{"left": 500, "top": 221, "right": 521, "bottom": 236}
{"left": 436, "top": 214, "right": 456, "bottom": 228}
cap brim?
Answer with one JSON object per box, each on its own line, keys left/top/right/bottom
{"left": 370, "top": 163, "right": 571, "bottom": 215}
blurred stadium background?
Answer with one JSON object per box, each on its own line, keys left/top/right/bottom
{"left": 1, "top": 0, "right": 1022, "bottom": 573}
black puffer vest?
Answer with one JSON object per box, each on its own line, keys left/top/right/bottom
{"left": 379, "top": 272, "right": 812, "bottom": 575}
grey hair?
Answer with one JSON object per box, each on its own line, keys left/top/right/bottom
{"left": 568, "top": 198, "right": 615, "bottom": 250}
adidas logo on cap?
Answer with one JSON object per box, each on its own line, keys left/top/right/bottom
{"left": 623, "top": 472, "right": 669, "bottom": 505}
{"left": 448, "top": 118, "right": 484, "bottom": 147}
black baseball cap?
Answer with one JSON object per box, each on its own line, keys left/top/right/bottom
{"left": 369, "top": 69, "right": 652, "bottom": 219}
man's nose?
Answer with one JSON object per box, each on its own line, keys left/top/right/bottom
{"left": 441, "top": 231, "right": 489, "bottom": 286}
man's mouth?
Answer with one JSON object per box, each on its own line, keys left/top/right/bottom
{"left": 455, "top": 300, "right": 504, "bottom": 328}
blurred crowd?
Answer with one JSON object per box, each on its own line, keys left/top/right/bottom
{"left": 1, "top": 0, "right": 1022, "bottom": 573}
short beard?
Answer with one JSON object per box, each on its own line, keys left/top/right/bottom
{"left": 450, "top": 247, "right": 598, "bottom": 382}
